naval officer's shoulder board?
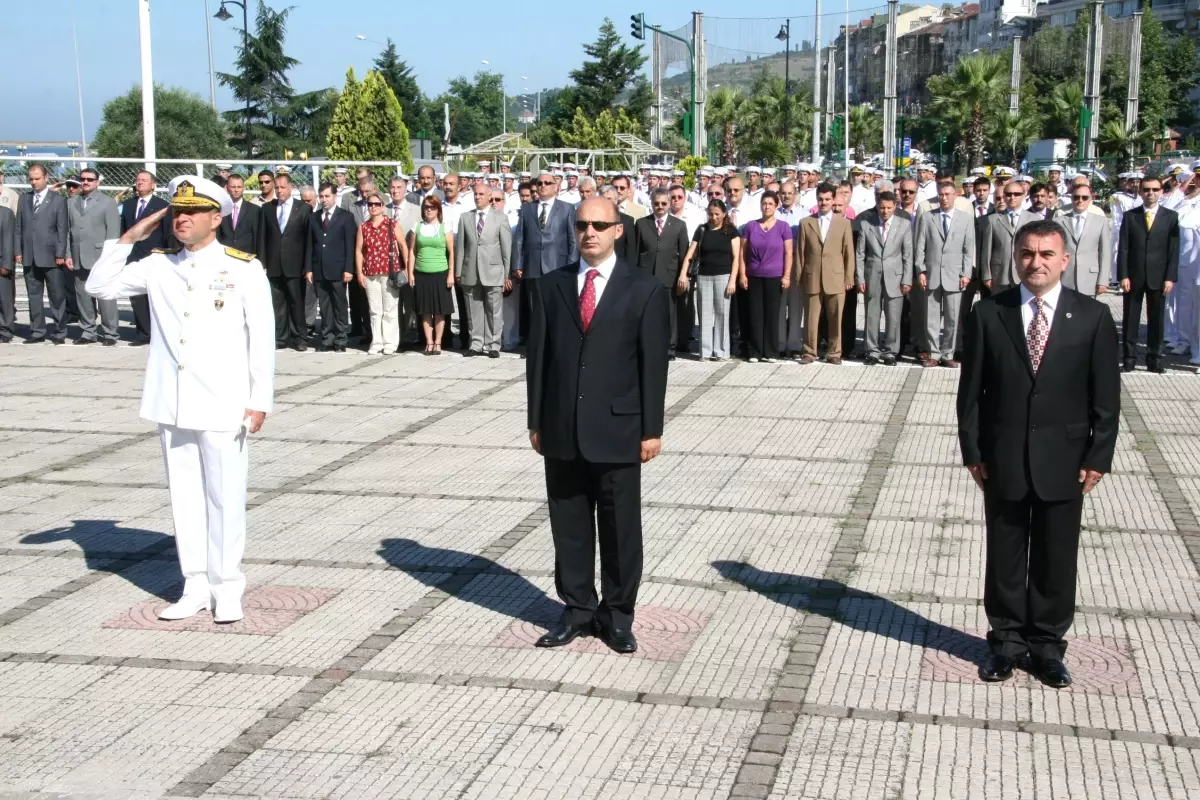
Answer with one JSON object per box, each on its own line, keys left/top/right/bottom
{"left": 152, "top": 246, "right": 183, "bottom": 255}
{"left": 224, "top": 247, "right": 255, "bottom": 262}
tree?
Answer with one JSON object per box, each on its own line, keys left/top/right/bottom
{"left": 927, "top": 53, "right": 1008, "bottom": 169}
{"left": 92, "top": 85, "right": 233, "bottom": 159}
{"left": 1137, "top": 11, "right": 1173, "bottom": 136}
{"left": 559, "top": 107, "right": 641, "bottom": 149}
{"left": 847, "top": 104, "right": 882, "bottom": 163}
{"left": 326, "top": 69, "right": 414, "bottom": 172}
{"left": 988, "top": 111, "right": 1043, "bottom": 164}
{"left": 431, "top": 72, "right": 504, "bottom": 145}
{"left": 705, "top": 87, "right": 747, "bottom": 165}
{"left": 1097, "top": 120, "right": 1150, "bottom": 166}
{"left": 374, "top": 38, "right": 434, "bottom": 140}
{"left": 1046, "top": 82, "right": 1085, "bottom": 142}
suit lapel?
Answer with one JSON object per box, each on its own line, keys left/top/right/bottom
{"left": 999, "top": 290, "right": 1035, "bottom": 377}
{"left": 555, "top": 267, "right": 584, "bottom": 334}
{"left": 587, "top": 259, "right": 630, "bottom": 334}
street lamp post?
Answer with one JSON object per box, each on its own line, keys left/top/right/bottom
{"left": 214, "top": 0, "right": 252, "bottom": 159}
{"left": 776, "top": 20, "right": 790, "bottom": 155}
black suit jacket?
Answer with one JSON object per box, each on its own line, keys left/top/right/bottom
{"left": 1117, "top": 205, "right": 1180, "bottom": 289}
{"left": 527, "top": 258, "right": 671, "bottom": 464}
{"left": 307, "top": 207, "right": 358, "bottom": 281}
{"left": 615, "top": 212, "right": 638, "bottom": 265}
{"left": 632, "top": 214, "right": 689, "bottom": 286}
{"left": 957, "top": 286, "right": 1120, "bottom": 502}
{"left": 258, "top": 198, "right": 312, "bottom": 279}
{"left": 218, "top": 201, "right": 263, "bottom": 256}
{"left": 119, "top": 194, "right": 175, "bottom": 264}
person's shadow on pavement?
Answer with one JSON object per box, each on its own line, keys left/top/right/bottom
{"left": 379, "top": 538, "right": 561, "bottom": 629}
{"left": 711, "top": 560, "right": 988, "bottom": 667}
{"left": 21, "top": 520, "right": 179, "bottom": 602}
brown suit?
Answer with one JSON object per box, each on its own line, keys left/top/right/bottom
{"left": 795, "top": 214, "right": 855, "bottom": 359}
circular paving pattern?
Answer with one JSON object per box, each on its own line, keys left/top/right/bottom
{"left": 103, "top": 585, "right": 340, "bottom": 636}
{"left": 493, "top": 603, "right": 708, "bottom": 662}
{"left": 922, "top": 631, "right": 1141, "bottom": 694}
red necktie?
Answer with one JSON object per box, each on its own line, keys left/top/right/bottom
{"left": 580, "top": 268, "right": 600, "bottom": 330}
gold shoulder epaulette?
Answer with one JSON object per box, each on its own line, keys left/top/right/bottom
{"left": 224, "top": 247, "right": 254, "bottom": 262}
{"left": 151, "top": 246, "right": 182, "bottom": 255}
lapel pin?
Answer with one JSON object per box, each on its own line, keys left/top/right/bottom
{"left": 1066, "top": 312, "right": 1072, "bottom": 319}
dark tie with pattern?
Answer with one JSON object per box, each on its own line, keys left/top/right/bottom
{"left": 580, "top": 269, "right": 600, "bottom": 330}
{"left": 1027, "top": 296, "right": 1049, "bottom": 372}
{"left": 538, "top": 203, "right": 548, "bottom": 231}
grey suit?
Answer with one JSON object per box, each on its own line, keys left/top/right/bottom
{"left": 1058, "top": 209, "right": 1112, "bottom": 296}
{"left": 916, "top": 207, "right": 974, "bottom": 359}
{"left": 15, "top": 190, "right": 70, "bottom": 340}
{"left": 0, "top": 206, "right": 15, "bottom": 339}
{"left": 856, "top": 210, "right": 913, "bottom": 358}
{"left": 456, "top": 206, "right": 512, "bottom": 353}
{"left": 67, "top": 192, "right": 121, "bottom": 341}
{"left": 979, "top": 209, "right": 1041, "bottom": 290}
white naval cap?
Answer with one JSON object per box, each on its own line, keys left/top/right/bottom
{"left": 969, "top": 167, "right": 987, "bottom": 176}
{"left": 994, "top": 166, "right": 1016, "bottom": 176}
{"left": 519, "top": 171, "right": 532, "bottom": 178}
{"left": 763, "top": 167, "right": 777, "bottom": 175}
{"left": 167, "top": 175, "right": 233, "bottom": 216}
{"left": 215, "top": 163, "right": 233, "bottom": 171}
{"left": 1047, "top": 164, "right": 1064, "bottom": 172}
{"left": 333, "top": 167, "right": 349, "bottom": 175}
{"left": 745, "top": 165, "right": 762, "bottom": 173}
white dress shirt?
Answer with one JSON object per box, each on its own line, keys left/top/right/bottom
{"left": 817, "top": 212, "right": 833, "bottom": 242}
{"left": 1020, "top": 281, "right": 1062, "bottom": 340}
{"left": 32, "top": 187, "right": 50, "bottom": 208}
{"left": 578, "top": 251, "right": 617, "bottom": 307}
{"left": 275, "top": 196, "right": 294, "bottom": 230}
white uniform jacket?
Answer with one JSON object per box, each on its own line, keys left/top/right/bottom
{"left": 87, "top": 239, "right": 275, "bottom": 432}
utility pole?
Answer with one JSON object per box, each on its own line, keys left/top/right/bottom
{"left": 634, "top": 13, "right": 702, "bottom": 157}
{"left": 137, "top": 0, "right": 156, "bottom": 173}
{"left": 695, "top": 13, "right": 707, "bottom": 158}
{"left": 826, "top": 47, "right": 836, "bottom": 161}
{"left": 1082, "top": 0, "right": 1103, "bottom": 160}
{"left": 843, "top": 3, "right": 850, "bottom": 169}
{"left": 1125, "top": 11, "right": 1143, "bottom": 160}
{"left": 777, "top": 20, "right": 791, "bottom": 154}
{"left": 882, "top": 0, "right": 898, "bottom": 178}
{"left": 1008, "top": 34, "right": 1021, "bottom": 116}
{"left": 811, "top": 0, "right": 822, "bottom": 164}
{"left": 652, "top": 30, "right": 663, "bottom": 148}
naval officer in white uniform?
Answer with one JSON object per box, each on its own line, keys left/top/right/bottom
{"left": 87, "top": 176, "right": 274, "bottom": 624}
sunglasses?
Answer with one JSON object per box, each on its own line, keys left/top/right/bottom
{"left": 899, "top": 189, "right": 915, "bottom": 194}
{"left": 1072, "top": 194, "right": 1091, "bottom": 200}
{"left": 575, "top": 220, "right": 619, "bottom": 232}
{"left": 80, "top": 177, "right": 97, "bottom": 183}
{"left": 652, "top": 201, "right": 669, "bottom": 208}
{"left": 1003, "top": 192, "right": 1024, "bottom": 197}
{"left": 489, "top": 198, "right": 504, "bottom": 204}
{"left": 538, "top": 180, "right": 556, "bottom": 186}
{"left": 367, "top": 201, "right": 383, "bottom": 207}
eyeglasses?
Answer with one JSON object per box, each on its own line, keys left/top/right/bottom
{"left": 1143, "top": 187, "right": 1162, "bottom": 192}
{"left": 671, "top": 195, "right": 685, "bottom": 201}
{"left": 652, "top": 201, "right": 669, "bottom": 208}
{"left": 367, "top": 201, "right": 383, "bottom": 207}
{"left": 489, "top": 198, "right": 505, "bottom": 204}
{"left": 575, "top": 219, "right": 619, "bottom": 232}
{"left": 1003, "top": 192, "right": 1024, "bottom": 197}
{"left": 1072, "top": 194, "right": 1091, "bottom": 200}
{"left": 538, "top": 180, "right": 556, "bottom": 186}
{"left": 80, "top": 177, "right": 97, "bottom": 183}
{"left": 707, "top": 191, "right": 724, "bottom": 197}
{"left": 898, "top": 189, "right": 915, "bottom": 194}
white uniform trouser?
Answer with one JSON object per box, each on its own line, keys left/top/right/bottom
{"left": 160, "top": 424, "right": 248, "bottom": 605}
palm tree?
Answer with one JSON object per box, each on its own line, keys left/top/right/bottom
{"left": 847, "top": 104, "right": 882, "bottom": 164}
{"left": 1098, "top": 120, "right": 1150, "bottom": 168}
{"left": 988, "top": 111, "right": 1043, "bottom": 164}
{"left": 1046, "top": 83, "right": 1085, "bottom": 143}
{"left": 927, "top": 53, "right": 1008, "bottom": 169}
{"left": 705, "top": 86, "right": 745, "bottom": 165}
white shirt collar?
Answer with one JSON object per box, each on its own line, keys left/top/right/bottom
{"left": 1020, "top": 281, "right": 1063, "bottom": 313}
{"left": 579, "top": 251, "right": 617, "bottom": 280}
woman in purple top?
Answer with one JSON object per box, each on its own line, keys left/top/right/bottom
{"left": 739, "top": 190, "right": 793, "bottom": 361}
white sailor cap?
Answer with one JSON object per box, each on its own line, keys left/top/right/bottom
{"left": 672, "top": 169, "right": 684, "bottom": 176}
{"left": 969, "top": 167, "right": 987, "bottom": 176}
{"left": 994, "top": 166, "right": 1016, "bottom": 177}
{"left": 274, "top": 165, "right": 291, "bottom": 176}
{"left": 1015, "top": 174, "right": 1033, "bottom": 182}
{"left": 502, "top": 173, "right": 516, "bottom": 181}
{"left": 565, "top": 162, "right": 578, "bottom": 169}
{"left": 551, "top": 170, "right": 565, "bottom": 177}
{"left": 488, "top": 174, "right": 502, "bottom": 182}
{"left": 746, "top": 165, "right": 762, "bottom": 173}
{"left": 215, "top": 163, "right": 233, "bottom": 171}
{"left": 639, "top": 162, "right": 651, "bottom": 170}
{"left": 1047, "top": 163, "right": 1064, "bottom": 172}
{"left": 763, "top": 167, "right": 777, "bottom": 176}
{"left": 519, "top": 171, "right": 532, "bottom": 178}
{"left": 1129, "top": 171, "right": 1144, "bottom": 179}
{"left": 167, "top": 175, "right": 233, "bottom": 216}
{"left": 565, "top": 169, "right": 579, "bottom": 176}
{"left": 478, "top": 160, "right": 491, "bottom": 166}
{"left": 917, "top": 163, "right": 935, "bottom": 172}
{"left": 698, "top": 166, "right": 714, "bottom": 175}
{"left": 782, "top": 164, "right": 798, "bottom": 172}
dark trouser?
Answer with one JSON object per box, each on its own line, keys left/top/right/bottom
{"left": 1122, "top": 284, "right": 1165, "bottom": 362}
{"left": 676, "top": 281, "right": 694, "bottom": 350}
{"left": 304, "top": 280, "right": 318, "bottom": 329}
{"left": 899, "top": 294, "right": 913, "bottom": 353}
{"left": 443, "top": 282, "right": 470, "bottom": 349}
{"left": 269, "top": 276, "right": 306, "bottom": 345}
{"left": 315, "top": 279, "right": 349, "bottom": 347}
{"left": 958, "top": 278, "right": 991, "bottom": 356}
{"left": 348, "top": 279, "right": 370, "bottom": 341}
{"left": 983, "top": 488, "right": 1083, "bottom": 661}
{"left": 732, "top": 282, "right": 749, "bottom": 355}
{"left": 64, "top": 273, "right": 80, "bottom": 322}
{"left": 518, "top": 276, "right": 531, "bottom": 343}
{"left": 842, "top": 285, "right": 859, "bottom": 356}
{"left": 545, "top": 456, "right": 643, "bottom": 632}
{"left": 0, "top": 270, "right": 17, "bottom": 338}
{"left": 665, "top": 283, "right": 679, "bottom": 352}
{"left": 131, "top": 294, "right": 152, "bottom": 342}
{"left": 746, "top": 276, "right": 782, "bottom": 359}
{"left": 24, "top": 264, "right": 70, "bottom": 340}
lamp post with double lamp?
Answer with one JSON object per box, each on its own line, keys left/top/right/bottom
{"left": 214, "top": 0, "right": 252, "bottom": 159}
{"left": 776, "top": 20, "right": 791, "bottom": 152}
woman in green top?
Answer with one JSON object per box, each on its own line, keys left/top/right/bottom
{"left": 405, "top": 195, "right": 456, "bottom": 355}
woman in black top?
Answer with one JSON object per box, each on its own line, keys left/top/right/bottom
{"left": 679, "top": 200, "right": 742, "bottom": 360}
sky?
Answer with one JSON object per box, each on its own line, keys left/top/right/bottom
{"left": 4, "top": 0, "right": 848, "bottom": 144}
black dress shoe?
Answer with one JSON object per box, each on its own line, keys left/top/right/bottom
{"left": 51, "top": 337, "right": 66, "bottom": 345}
{"left": 101, "top": 338, "right": 116, "bottom": 347}
{"left": 864, "top": 355, "right": 880, "bottom": 365}
{"left": 881, "top": 354, "right": 897, "bottom": 366}
{"left": 979, "top": 654, "right": 1018, "bottom": 682}
{"left": 293, "top": 342, "right": 307, "bottom": 352}
{"left": 463, "top": 349, "right": 478, "bottom": 357}
{"left": 535, "top": 622, "right": 592, "bottom": 648}
{"left": 73, "top": 337, "right": 94, "bottom": 345}
{"left": 130, "top": 339, "right": 149, "bottom": 347}
{"left": 24, "top": 337, "right": 46, "bottom": 344}
{"left": 1147, "top": 360, "right": 1165, "bottom": 374}
{"left": 0, "top": 335, "right": 12, "bottom": 344}
{"left": 333, "top": 344, "right": 346, "bottom": 353}
{"left": 593, "top": 621, "right": 637, "bottom": 654}
{"left": 488, "top": 350, "right": 500, "bottom": 358}
{"left": 1121, "top": 360, "right": 1136, "bottom": 373}
{"left": 1033, "top": 657, "right": 1072, "bottom": 688}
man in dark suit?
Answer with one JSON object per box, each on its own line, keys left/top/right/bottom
{"left": 306, "top": 183, "right": 357, "bottom": 352}
{"left": 600, "top": 185, "right": 637, "bottom": 263}
{"left": 0, "top": 202, "right": 14, "bottom": 343}
{"left": 1117, "top": 174, "right": 1179, "bottom": 373}
{"left": 258, "top": 171, "right": 312, "bottom": 351}
{"left": 526, "top": 197, "right": 670, "bottom": 654}
{"left": 958, "top": 219, "right": 1120, "bottom": 689}
{"left": 14, "top": 164, "right": 70, "bottom": 343}
{"left": 119, "top": 170, "right": 174, "bottom": 345}
{"left": 511, "top": 171, "right": 578, "bottom": 343}
{"left": 633, "top": 188, "right": 690, "bottom": 356}
{"left": 218, "top": 174, "right": 262, "bottom": 256}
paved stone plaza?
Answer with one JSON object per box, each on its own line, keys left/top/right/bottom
{"left": 2, "top": 300, "right": 1200, "bottom": 799}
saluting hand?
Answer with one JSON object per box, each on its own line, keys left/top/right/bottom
{"left": 119, "top": 207, "right": 170, "bottom": 244}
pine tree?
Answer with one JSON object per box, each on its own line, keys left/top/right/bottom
{"left": 325, "top": 69, "right": 414, "bottom": 173}
{"left": 325, "top": 68, "right": 365, "bottom": 161}
{"left": 548, "top": 18, "right": 652, "bottom": 138}
{"left": 1137, "top": 11, "right": 1173, "bottom": 135}
{"left": 373, "top": 39, "right": 431, "bottom": 139}
{"left": 216, "top": 0, "right": 300, "bottom": 156}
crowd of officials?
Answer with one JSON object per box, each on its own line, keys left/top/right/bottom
{"left": 0, "top": 158, "right": 1185, "bottom": 371}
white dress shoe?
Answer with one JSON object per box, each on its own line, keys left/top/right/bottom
{"left": 159, "top": 594, "right": 211, "bottom": 620}
{"left": 213, "top": 598, "right": 244, "bottom": 624}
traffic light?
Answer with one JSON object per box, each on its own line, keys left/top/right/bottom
{"left": 631, "top": 13, "right": 645, "bottom": 40}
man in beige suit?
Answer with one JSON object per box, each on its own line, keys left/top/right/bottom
{"left": 456, "top": 185, "right": 512, "bottom": 357}
{"left": 796, "top": 183, "right": 855, "bottom": 364}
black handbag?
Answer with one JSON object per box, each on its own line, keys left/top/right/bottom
{"left": 386, "top": 219, "right": 409, "bottom": 290}
{"left": 687, "top": 224, "right": 705, "bottom": 278}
